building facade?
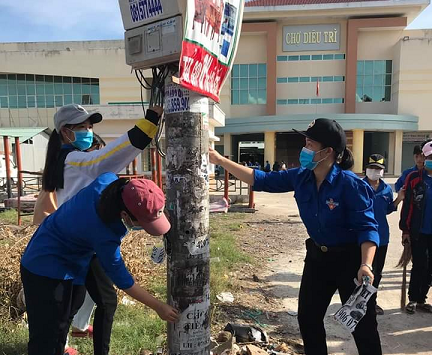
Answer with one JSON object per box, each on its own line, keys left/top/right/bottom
{"left": 1, "top": 0, "right": 432, "bottom": 175}
{"left": 0, "top": 41, "right": 224, "bottom": 173}
{"left": 215, "top": 0, "right": 432, "bottom": 174}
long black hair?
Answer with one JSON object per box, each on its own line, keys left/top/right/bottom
{"left": 42, "top": 130, "right": 63, "bottom": 192}
{"left": 42, "top": 126, "right": 105, "bottom": 191}
{"left": 337, "top": 147, "right": 354, "bottom": 170}
{"left": 97, "top": 178, "right": 137, "bottom": 224}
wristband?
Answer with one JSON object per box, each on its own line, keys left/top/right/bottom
{"left": 136, "top": 119, "right": 158, "bottom": 139}
{"left": 360, "top": 263, "right": 373, "bottom": 272}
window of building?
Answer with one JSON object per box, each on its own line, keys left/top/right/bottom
{"left": 0, "top": 73, "right": 100, "bottom": 109}
{"left": 276, "top": 54, "right": 346, "bottom": 62}
{"left": 231, "top": 64, "right": 267, "bottom": 105}
{"left": 276, "top": 76, "right": 345, "bottom": 84}
{"left": 277, "top": 98, "right": 344, "bottom": 105}
{"left": 356, "top": 60, "right": 392, "bottom": 102}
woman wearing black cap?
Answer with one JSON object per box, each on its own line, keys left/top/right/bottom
{"left": 209, "top": 118, "right": 382, "bottom": 355}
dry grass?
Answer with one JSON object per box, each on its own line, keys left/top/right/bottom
{"left": 0, "top": 225, "right": 36, "bottom": 320}
{"left": 0, "top": 225, "right": 167, "bottom": 319}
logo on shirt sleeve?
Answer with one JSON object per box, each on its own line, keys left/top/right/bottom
{"left": 326, "top": 198, "right": 339, "bottom": 210}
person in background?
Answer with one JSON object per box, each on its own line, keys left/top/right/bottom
{"left": 209, "top": 118, "right": 382, "bottom": 355}
{"left": 21, "top": 173, "right": 179, "bottom": 355}
{"left": 264, "top": 160, "right": 271, "bottom": 172}
{"left": 272, "top": 161, "right": 280, "bottom": 172}
{"left": 281, "top": 161, "right": 287, "bottom": 170}
{"left": 395, "top": 145, "right": 424, "bottom": 192}
{"left": 364, "top": 154, "right": 405, "bottom": 315}
{"left": 399, "top": 139, "right": 432, "bottom": 314}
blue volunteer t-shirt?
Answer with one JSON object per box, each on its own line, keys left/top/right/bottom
{"left": 254, "top": 164, "right": 379, "bottom": 247}
{"left": 364, "top": 178, "right": 397, "bottom": 246}
{"left": 421, "top": 175, "right": 432, "bottom": 235}
{"left": 21, "top": 173, "right": 134, "bottom": 290}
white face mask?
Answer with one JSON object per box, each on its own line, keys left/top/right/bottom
{"left": 366, "top": 168, "right": 384, "bottom": 181}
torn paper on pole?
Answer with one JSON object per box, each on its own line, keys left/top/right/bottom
{"left": 334, "top": 278, "right": 377, "bottom": 333}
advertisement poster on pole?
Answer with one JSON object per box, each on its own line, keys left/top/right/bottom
{"left": 179, "top": 0, "right": 245, "bottom": 102}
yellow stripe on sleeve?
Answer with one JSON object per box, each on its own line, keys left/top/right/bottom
{"left": 136, "top": 119, "right": 158, "bottom": 139}
{"left": 67, "top": 141, "right": 131, "bottom": 167}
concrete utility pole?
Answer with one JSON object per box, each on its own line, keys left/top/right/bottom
{"left": 165, "top": 79, "right": 211, "bottom": 354}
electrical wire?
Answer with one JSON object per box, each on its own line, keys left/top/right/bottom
{"left": 135, "top": 64, "right": 177, "bottom": 158}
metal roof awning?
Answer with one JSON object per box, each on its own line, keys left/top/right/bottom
{"left": 0, "top": 127, "right": 49, "bottom": 142}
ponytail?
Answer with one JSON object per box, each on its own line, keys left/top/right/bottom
{"left": 42, "top": 130, "right": 62, "bottom": 191}
{"left": 337, "top": 147, "right": 354, "bottom": 171}
{"left": 97, "top": 178, "right": 137, "bottom": 224}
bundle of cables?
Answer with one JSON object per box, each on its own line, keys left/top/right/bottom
{"left": 135, "top": 64, "right": 177, "bottom": 157}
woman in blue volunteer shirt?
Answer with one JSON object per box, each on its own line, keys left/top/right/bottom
{"left": 209, "top": 118, "right": 381, "bottom": 355}
{"left": 363, "top": 154, "right": 404, "bottom": 315}
{"left": 21, "top": 173, "right": 179, "bottom": 355}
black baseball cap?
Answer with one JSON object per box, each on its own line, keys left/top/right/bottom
{"left": 293, "top": 118, "right": 346, "bottom": 154}
{"left": 366, "top": 154, "right": 386, "bottom": 169}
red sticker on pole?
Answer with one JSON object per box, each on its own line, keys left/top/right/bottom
{"left": 179, "top": 0, "right": 245, "bottom": 102}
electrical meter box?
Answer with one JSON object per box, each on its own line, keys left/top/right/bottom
{"left": 119, "top": 0, "right": 187, "bottom": 70}
{"left": 125, "top": 15, "right": 183, "bottom": 69}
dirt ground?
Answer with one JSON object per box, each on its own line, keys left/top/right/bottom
{"left": 216, "top": 190, "right": 432, "bottom": 355}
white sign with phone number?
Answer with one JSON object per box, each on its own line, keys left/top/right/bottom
{"left": 164, "top": 83, "right": 209, "bottom": 115}
{"left": 165, "top": 84, "right": 190, "bottom": 114}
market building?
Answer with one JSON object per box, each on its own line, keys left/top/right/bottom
{"left": 215, "top": 0, "right": 432, "bottom": 174}
{"left": 0, "top": 0, "right": 432, "bottom": 174}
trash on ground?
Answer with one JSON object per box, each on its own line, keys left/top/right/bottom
{"left": 210, "top": 332, "right": 235, "bottom": 355}
{"left": 217, "top": 292, "right": 235, "bottom": 303}
{"left": 287, "top": 310, "right": 298, "bottom": 316}
{"left": 224, "top": 323, "right": 268, "bottom": 343}
{"left": 275, "top": 343, "right": 290, "bottom": 353}
{"left": 246, "top": 344, "right": 268, "bottom": 355}
{"left": 121, "top": 296, "right": 136, "bottom": 306}
{"left": 150, "top": 246, "right": 165, "bottom": 264}
{"left": 217, "top": 331, "right": 233, "bottom": 343}
{"left": 210, "top": 197, "right": 229, "bottom": 213}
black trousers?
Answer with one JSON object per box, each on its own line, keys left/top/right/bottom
{"left": 298, "top": 239, "right": 382, "bottom": 355}
{"left": 21, "top": 265, "right": 86, "bottom": 355}
{"left": 85, "top": 256, "right": 118, "bottom": 355}
{"left": 409, "top": 234, "right": 432, "bottom": 303}
{"left": 21, "top": 256, "right": 117, "bottom": 355}
{"left": 372, "top": 245, "right": 388, "bottom": 290}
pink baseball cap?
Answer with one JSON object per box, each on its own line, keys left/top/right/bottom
{"left": 121, "top": 179, "right": 170, "bottom": 235}
{"left": 423, "top": 141, "right": 432, "bottom": 157}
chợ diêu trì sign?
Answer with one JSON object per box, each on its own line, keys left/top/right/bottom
{"left": 283, "top": 24, "right": 341, "bottom": 52}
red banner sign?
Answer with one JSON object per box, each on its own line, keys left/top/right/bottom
{"left": 179, "top": 0, "right": 245, "bottom": 102}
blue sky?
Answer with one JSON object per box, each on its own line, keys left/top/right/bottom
{"left": 0, "top": 0, "right": 430, "bottom": 42}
